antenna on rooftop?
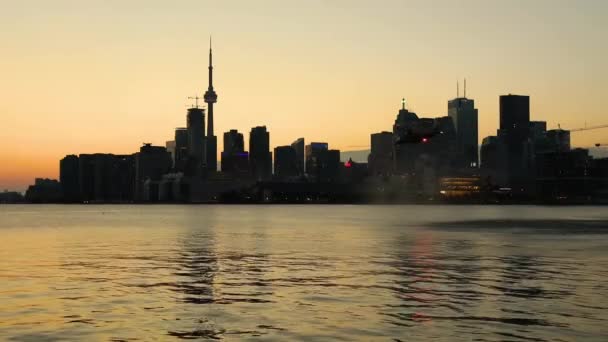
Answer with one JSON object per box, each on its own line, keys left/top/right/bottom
{"left": 188, "top": 96, "right": 202, "bottom": 108}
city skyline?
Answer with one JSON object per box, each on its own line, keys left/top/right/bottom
{"left": 2, "top": 0, "right": 608, "bottom": 191}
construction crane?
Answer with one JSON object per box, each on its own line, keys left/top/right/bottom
{"left": 559, "top": 123, "right": 608, "bottom": 132}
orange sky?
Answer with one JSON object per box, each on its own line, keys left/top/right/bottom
{"left": 1, "top": 0, "right": 607, "bottom": 191}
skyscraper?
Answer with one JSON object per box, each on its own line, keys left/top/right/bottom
{"left": 497, "top": 94, "right": 533, "bottom": 192}
{"left": 291, "top": 138, "right": 305, "bottom": 176}
{"left": 221, "top": 129, "right": 249, "bottom": 177}
{"left": 186, "top": 106, "right": 206, "bottom": 176}
{"left": 369, "top": 131, "right": 393, "bottom": 175}
{"left": 204, "top": 38, "right": 218, "bottom": 172}
{"left": 249, "top": 126, "right": 272, "bottom": 180}
{"left": 448, "top": 93, "right": 478, "bottom": 168}
{"left": 274, "top": 145, "right": 298, "bottom": 178}
{"left": 60, "top": 154, "right": 80, "bottom": 202}
{"left": 174, "top": 127, "right": 188, "bottom": 171}
{"left": 500, "top": 94, "right": 530, "bottom": 130}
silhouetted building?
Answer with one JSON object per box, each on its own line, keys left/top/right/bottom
{"left": 530, "top": 121, "right": 547, "bottom": 140}
{"left": 305, "top": 143, "right": 341, "bottom": 181}
{"left": 393, "top": 100, "right": 457, "bottom": 176}
{"left": 536, "top": 148, "right": 592, "bottom": 202}
{"left": 497, "top": 94, "right": 534, "bottom": 193}
{"left": 222, "top": 129, "right": 250, "bottom": 178}
{"left": 305, "top": 142, "right": 328, "bottom": 176}
{"left": 60, "top": 154, "right": 80, "bottom": 202}
{"left": 291, "top": 138, "right": 305, "bottom": 176}
{"left": 500, "top": 94, "right": 530, "bottom": 130}
{"left": 78, "top": 153, "right": 135, "bottom": 202}
{"left": 204, "top": 40, "right": 218, "bottom": 173}
{"left": 25, "top": 178, "right": 62, "bottom": 203}
{"left": 135, "top": 144, "right": 172, "bottom": 201}
{"left": 342, "top": 158, "right": 368, "bottom": 183}
{"left": 546, "top": 129, "right": 571, "bottom": 153}
{"left": 369, "top": 131, "right": 393, "bottom": 176}
{"left": 448, "top": 96, "right": 478, "bottom": 168}
{"left": 249, "top": 126, "right": 272, "bottom": 180}
{"left": 0, "top": 190, "right": 24, "bottom": 203}
{"left": 174, "top": 127, "right": 189, "bottom": 171}
{"left": 187, "top": 107, "right": 206, "bottom": 176}
{"left": 274, "top": 145, "right": 298, "bottom": 178}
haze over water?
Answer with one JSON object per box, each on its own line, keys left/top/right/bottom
{"left": 1, "top": 205, "right": 607, "bottom": 341}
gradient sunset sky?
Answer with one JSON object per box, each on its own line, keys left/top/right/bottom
{"left": 1, "top": 0, "right": 607, "bottom": 191}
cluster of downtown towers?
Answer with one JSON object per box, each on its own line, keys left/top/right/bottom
{"left": 31, "top": 46, "right": 605, "bottom": 203}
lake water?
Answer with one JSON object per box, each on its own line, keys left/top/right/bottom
{"left": 1, "top": 205, "right": 607, "bottom": 341}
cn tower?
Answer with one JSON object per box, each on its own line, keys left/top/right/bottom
{"left": 204, "top": 37, "right": 218, "bottom": 172}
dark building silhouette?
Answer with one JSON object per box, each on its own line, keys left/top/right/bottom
{"left": 305, "top": 142, "right": 341, "bottom": 182}
{"left": 530, "top": 121, "right": 547, "bottom": 140}
{"left": 497, "top": 94, "right": 533, "bottom": 193}
{"left": 393, "top": 100, "right": 457, "bottom": 176}
{"left": 305, "top": 142, "right": 328, "bottom": 176}
{"left": 249, "top": 126, "right": 272, "bottom": 180}
{"left": 135, "top": 144, "right": 172, "bottom": 201}
{"left": 78, "top": 153, "right": 135, "bottom": 202}
{"left": 187, "top": 107, "right": 206, "bottom": 176}
{"left": 222, "top": 129, "right": 250, "bottom": 177}
{"left": 274, "top": 145, "right": 298, "bottom": 178}
{"left": 448, "top": 96, "right": 478, "bottom": 168}
{"left": 546, "top": 129, "right": 571, "bottom": 152}
{"left": 500, "top": 94, "right": 530, "bottom": 130}
{"left": 174, "top": 127, "right": 189, "bottom": 171}
{"left": 60, "top": 154, "right": 80, "bottom": 202}
{"left": 291, "top": 138, "right": 305, "bottom": 176}
{"left": 368, "top": 131, "right": 393, "bottom": 176}
{"left": 204, "top": 40, "right": 218, "bottom": 173}
{"left": 25, "top": 178, "right": 62, "bottom": 203}
{"left": 0, "top": 191, "right": 24, "bottom": 203}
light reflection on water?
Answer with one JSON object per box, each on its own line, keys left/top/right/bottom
{"left": 0, "top": 205, "right": 607, "bottom": 341}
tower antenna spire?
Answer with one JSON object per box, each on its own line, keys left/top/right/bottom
{"left": 464, "top": 78, "right": 467, "bottom": 98}
{"left": 401, "top": 98, "right": 406, "bottom": 110}
{"left": 457, "top": 80, "right": 459, "bottom": 98}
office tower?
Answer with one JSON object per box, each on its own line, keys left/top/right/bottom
{"left": 392, "top": 99, "right": 420, "bottom": 174}
{"left": 392, "top": 99, "right": 456, "bottom": 175}
{"left": 546, "top": 129, "right": 571, "bottom": 152}
{"left": 224, "top": 129, "right": 244, "bottom": 154}
{"left": 500, "top": 94, "right": 530, "bottom": 130}
{"left": 326, "top": 149, "right": 341, "bottom": 181}
{"left": 174, "top": 128, "right": 188, "bottom": 171}
{"left": 369, "top": 131, "right": 393, "bottom": 176}
{"left": 291, "top": 138, "right": 305, "bottom": 176}
{"left": 448, "top": 93, "right": 478, "bottom": 168}
{"left": 530, "top": 121, "right": 547, "bottom": 140}
{"left": 135, "top": 144, "right": 172, "bottom": 201}
{"left": 60, "top": 154, "right": 80, "bottom": 202}
{"left": 25, "top": 178, "right": 62, "bottom": 203}
{"left": 497, "top": 94, "right": 533, "bottom": 191}
{"left": 187, "top": 107, "right": 206, "bottom": 176}
{"left": 306, "top": 142, "right": 341, "bottom": 181}
{"left": 274, "top": 146, "right": 298, "bottom": 178}
{"left": 78, "top": 153, "right": 135, "bottom": 202}
{"left": 249, "top": 126, "right": 272, "bottom": 180}
{"left": 204, "top": 38, "right": 218, "bottom": 172}
{"left": 222, "top": 129, "right": 249, "bottom": 177}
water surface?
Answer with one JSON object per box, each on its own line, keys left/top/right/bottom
{"left": 1, "top": 205, "right": 607, "bottom": 341}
